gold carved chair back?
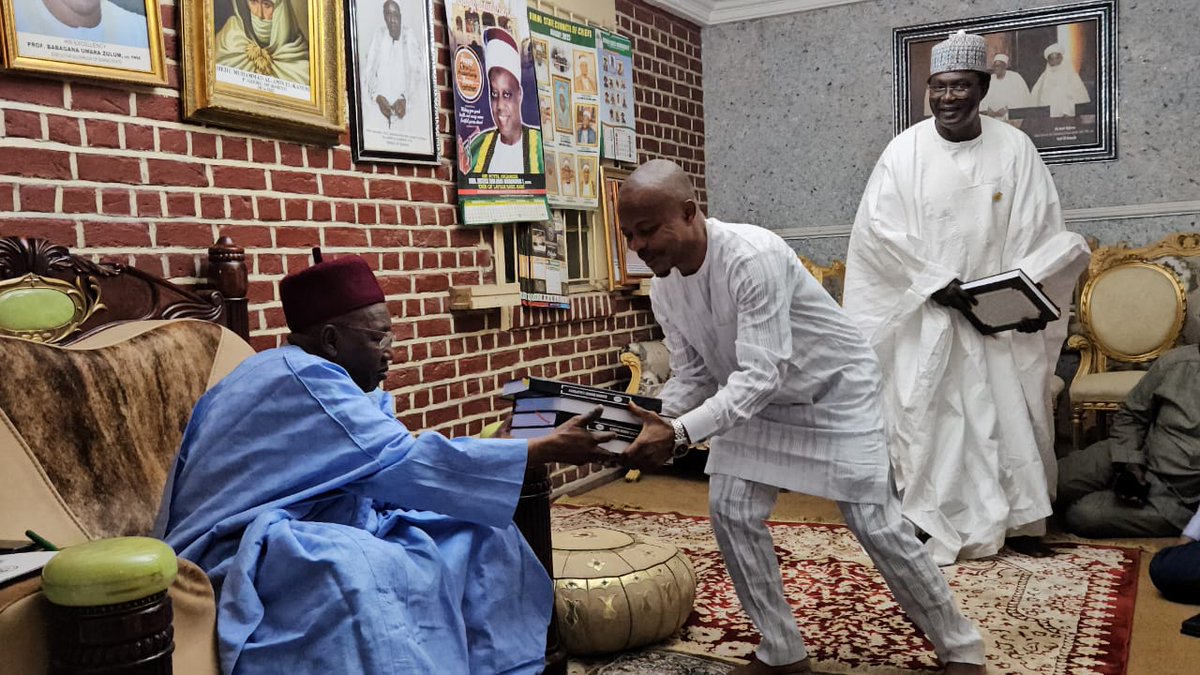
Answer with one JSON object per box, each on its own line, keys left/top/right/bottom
{"left": 799, "top": 256, "right": 847, "bottom": 305}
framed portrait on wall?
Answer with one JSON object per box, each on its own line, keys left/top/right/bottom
{"left": 0, "top": 0, "right": 168, "bottom": 86}
{"left": 894, "top": 0, "right": 1116, "bottom": 164}
{"left": 551, "top": 74, "right": 572, "bottom": 134}
{"left": 181, "top": 0, "right": 345, "bottom": 144}
{"left": 345, "top": 0, "right": 438, "bottom": 164}
{"left": 599, "top": 165, "right": 652, "bottom": 289}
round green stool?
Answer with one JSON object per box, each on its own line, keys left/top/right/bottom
{"left": 41, "top": 537, "right": 179, "bottom": 675}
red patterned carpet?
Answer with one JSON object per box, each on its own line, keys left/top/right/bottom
{"left": 553, "top": 503, "right": 1139, "bottom": 675}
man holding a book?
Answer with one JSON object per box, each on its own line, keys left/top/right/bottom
{"left": 616, "top": 159, "right": 986, "bottom": 675}
{"left": 843, "top": 30, "right": 1090, "bottom": 565}
{"left": 153, "top": 250, "right": 615, "bottom": 675}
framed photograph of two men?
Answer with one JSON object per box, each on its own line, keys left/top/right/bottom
{"left": 894, "top": 0, "right": 1116, "bottom": 164}
{"left": 0, "top": 0, "right": 168, "bottom": 86}
{"left": 182, "top": 0, "right": 346, "bottom": 145}
{"left": 345, "top": 0, "right": 439, "bottom": 164}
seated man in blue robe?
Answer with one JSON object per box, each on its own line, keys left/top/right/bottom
{"left": 154, "top": 250, "right": 614, "bottom": 675}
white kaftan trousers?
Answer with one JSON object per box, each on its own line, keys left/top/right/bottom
{"left": 709, "top": 474, "right": 986, "bottom": 667}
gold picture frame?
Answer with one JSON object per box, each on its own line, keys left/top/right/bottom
{"left": 0, "top": 0, "right": 168, "bottom": 86}
{"left": 182, "top": 0, "right": 346, "bottom": 144}
{"left": 599, "top": 165, "right": 653, "bottom": 289}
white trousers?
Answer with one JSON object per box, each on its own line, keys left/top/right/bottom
{"left": 708, "top": 473, "right": 986, "bottom": 667}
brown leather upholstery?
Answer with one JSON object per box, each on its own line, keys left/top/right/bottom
{"left": 0, "top": 320, "right": 253, "bottom": 675}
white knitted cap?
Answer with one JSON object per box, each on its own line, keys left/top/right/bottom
{"left": 930, "top": 30, "right": 988, "bottom": 76}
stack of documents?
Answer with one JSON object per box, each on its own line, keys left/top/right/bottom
{"left": 502, "top": 377, "right": 663, "bottom": 453}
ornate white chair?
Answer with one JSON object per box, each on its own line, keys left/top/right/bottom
{"left": 1068, "top": 252, "right": 1187, "bottom": 448}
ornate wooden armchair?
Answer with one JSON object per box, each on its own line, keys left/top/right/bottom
{"left": 0, "top": 235, "right": 251, "bottom": 675}
{"left": 1067, "top": 234, "right": 1196, "bottom": 448}
{"left": 0, "top": 236, "right": 248, "bottom": 343}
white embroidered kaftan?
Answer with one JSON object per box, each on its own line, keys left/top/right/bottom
{"left": 653, "top": 219, "right": 891, "bottom": 505}
{"left": 843, "top": 116, "right": 1089, "bottom": 564}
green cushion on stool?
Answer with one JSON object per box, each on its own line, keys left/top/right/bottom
{"left": 41, "top": 536, "right": 178, "bottom": 607}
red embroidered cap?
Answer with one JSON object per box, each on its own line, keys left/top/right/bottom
{"left": 280, "top": 248, "right": 386, "bottom": 331}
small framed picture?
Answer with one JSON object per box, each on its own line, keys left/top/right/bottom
{"left": 181, "top": 0, "right": 346, "bottom": 145}
{"left": 345, "top": 0, "right": 439, "bottom": 164}
{"left": 552, "top": 74, "right": 572, "bottom": 134}
{"left": 894, "top": 0, "right": 1116, "bottom": 164}
{"left": 599, "top": 165, "right": 652, "bottom": 289}
{"left": 0, "top": 0, "right": 168, "bottom": 86}
{"left": 574, "top": 102, "right": 598, "bottom": 147}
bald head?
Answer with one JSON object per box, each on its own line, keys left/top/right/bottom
{"left": 620, "top": 159, "right": 696, "bottom": 210}
{"left": 617, "top": 160, "right": 707, "bottom": 277}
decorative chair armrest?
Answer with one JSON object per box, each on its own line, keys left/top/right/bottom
{"left": 1067, "top": 333, "right": 1096, "bottom": 388}
{"left": 620, "top": 351, "right": 643, "bottom": 395}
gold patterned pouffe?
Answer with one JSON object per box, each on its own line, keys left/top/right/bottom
{"left": 552, "top": 527, "right": 696, "bottom": 656}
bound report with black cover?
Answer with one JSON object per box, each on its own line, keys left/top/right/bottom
{"left": 501, "top": 377, "right": 662, "bottom": 412}
{"left": 958, "top": 269, "right": 1060, "bottom": 335}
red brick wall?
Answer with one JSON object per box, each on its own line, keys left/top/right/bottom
{"left": 0, "top": 0, "right": 704, "bottom": 491}
{"left": 617, "top": 0, "right": 706, "bottom": 207}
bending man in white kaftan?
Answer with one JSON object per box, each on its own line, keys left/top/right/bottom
{"left": 215, "top": 0, "right": 310, "bottom": 86}
{"left": 1031, "top": 43, "right": 1090, "bottom": 117}
{"left": 618, "top": 160, "right": 986, "bottom": 675}
{"left": 844, "top": 31, "right": 1089, "bottom": 565}
{"left": 154, "top": 252, "right": 613, "bottom": 675}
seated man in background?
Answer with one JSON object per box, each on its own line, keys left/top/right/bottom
{"left": 1057, "top": 344, "right": 1200, "bottom": 538}
{"left": 154, "top": 250, "right": 613, "bottom": 675}
{"left": 1150, "top": 507, "right": 1200, "bottom": 604}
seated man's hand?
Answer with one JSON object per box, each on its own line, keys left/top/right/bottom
{"left": 930, "top": 279, "right": 977, "bottom": 314}
{"left": 1112, "top": 463, "right": 1151, "bottom": 507}
{"left": 619, "top": 402, "right": 676, "bottom": 472}
{"left": 1177, "top": 535, "right": 1196, "bottom": 546}
{"left": 1015, "top": 316, "right": 1049, "bottom": 333}
{"left": 527, "top": 406, "right": 615, "bottom": 466}
{"left": 496, "top": 411, "right": 514, "bottom": 439}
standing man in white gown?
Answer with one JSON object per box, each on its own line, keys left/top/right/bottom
{"left": 844, "top": 30, "right": 1090, "bottom": 565}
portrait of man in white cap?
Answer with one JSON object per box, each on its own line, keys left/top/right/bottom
{"left": 465, "top": 26, "right": 544, "bottom": 175}
{"left": 980, "top": 53, "right": 1031, "bottom": 120}
{"left": 1031, "top": 42, "right": 1091, "bottom": 117}
{"left": 574, "top": 51, "right": 597, "bottom": 94}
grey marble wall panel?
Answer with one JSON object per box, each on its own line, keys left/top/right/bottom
{"left": 703, "top": 0, "right": 1200, "bottom": 236}
{"left": 1071, "top": 214, "right": 1200, "bottom": 247}
{"left": 785, "top": 236, "right": 851, "bottom": 265}
{"left": 781, "top": 214, "right": 1200, "bottom": 266}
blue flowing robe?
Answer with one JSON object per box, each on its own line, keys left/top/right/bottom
{"left": 154, "top": 346, "right": 550, "bottom": 674}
